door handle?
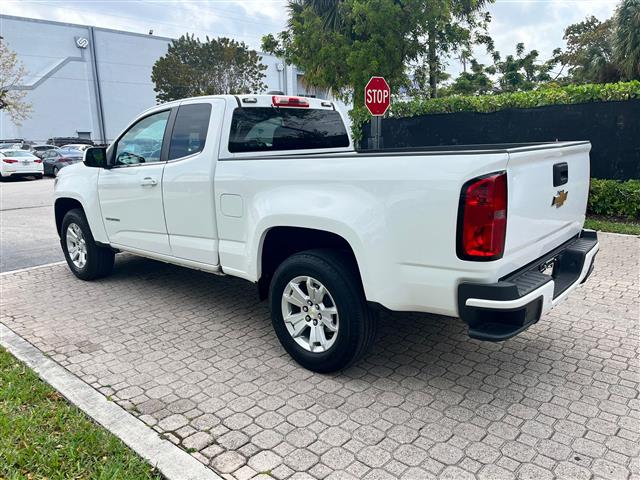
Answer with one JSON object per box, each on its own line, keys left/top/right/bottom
{"left": 553, "top": 162, "right": 568, "bottom": 187}
{"left": 140, "top": 177, "right": 158, "bottom": 187}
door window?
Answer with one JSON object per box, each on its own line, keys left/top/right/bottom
{"left": 168, "top": 104, "right": 212, "bottom": 160}
{"left": 114, "top": 110, "right": 170, "bottom": 166}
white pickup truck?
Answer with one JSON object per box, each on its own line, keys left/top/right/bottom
{"left": 54, "top": 94, "right": 599, "bottom": 372}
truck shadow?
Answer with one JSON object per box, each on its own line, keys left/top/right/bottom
{"left": 107, "top": 253, "right": 541, "bottom": 390}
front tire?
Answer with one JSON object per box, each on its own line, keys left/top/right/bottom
{"left": 61, "top": 209, "right": 114, "bottom": 280}
{"left": 269, "top": 249, "right": 377, "bottom": 373}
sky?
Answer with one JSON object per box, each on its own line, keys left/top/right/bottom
{"left": 0, "top": 0, "right": 620, "bottom": 78}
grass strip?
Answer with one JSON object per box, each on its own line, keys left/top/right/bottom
{"left": 0, "top": 347, "right": 162, "bottom": 480}
{"left": 585, "top": 216, "right": 640, "bottom": 235}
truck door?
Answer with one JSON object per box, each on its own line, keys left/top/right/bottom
{"left": 162, "top": 99, "right": 225, "bottom": 265}
{"left": 97, "top": 109, "right": 171, "bottom": 255}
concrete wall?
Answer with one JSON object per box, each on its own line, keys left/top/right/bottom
{"left": 0, "top": 15, "right": 319, "bottom": 144}
{"left": 0, "top": 16, "right": 101, "bottom": 142}
{"left": 92, "top": 28, "right": 172, "bottom": 141}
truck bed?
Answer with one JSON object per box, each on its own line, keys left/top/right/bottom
{"left": 219, "top": 141, "right": 589, "bottom": 160}
{"left": 356, "top": 141, "right": 589, "bottom": 155}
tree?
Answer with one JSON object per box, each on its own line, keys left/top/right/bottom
{"left": 554, "top": 16, "right": 621, "bottom": 83}
{"left": 0, "top": 39, "right": 31, "bottom": 126}
{"left": 612, "top": 0, "right": 640, "bottom": 80}
{"left": 262, "top": 0, "right": 493, "bottom": 104}
{"left": 262, "top": 0, "right": 428, "bottom": 104}
{"left": 424, "top": 1, "right": 494, "bottom": 98}
{"left": 444, "top": 59, "right": 495, "bottom": 95}
{"left": 152, "top": 34, "right": 267, "bottom": 103}
{"left": 492, "top": 43, "right": 559, "bottom": 92}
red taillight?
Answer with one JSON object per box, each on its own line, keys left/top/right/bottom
{"left": 458, "top": 172, "right": 507, "bottom": 260}
{"left": 34, "top": 159, "right": 43, "bottom": 163}
{"left": 2, "top": 159, "right": 18, "bottom": 164}
{"left": 272, "top": 96, "right": 310, "bottom": 108}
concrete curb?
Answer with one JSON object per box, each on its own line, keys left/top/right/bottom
{"left": 0, "top": 261, "right": 66, "bottom": 276}
{"left": 0, "top": 323, "right": 222, "bottom": 480}
{"left": 597, "top": 231, "right": 640, "bottom": 238}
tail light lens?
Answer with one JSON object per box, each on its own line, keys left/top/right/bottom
{"left": 457, "top": 172, "right": 507, "bottom": 261}
{"left": 272, "top": 96, "right": 309, "bottom": 108}
{"left": 34, "top": 159, "right": 43, "bottom": 163}
{"left": 2, "top": 159, "right": 18, "bottom": 164}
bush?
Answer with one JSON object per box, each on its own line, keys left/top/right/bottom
{"left": 588, "top": 179, "right": 640, "bottom": 219}
{"left": 351, "top": 80, "right": 640, "bottom": 141}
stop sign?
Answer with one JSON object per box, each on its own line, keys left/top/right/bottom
{"left": 364, "top": 76, "right": 390, "bottom": 116}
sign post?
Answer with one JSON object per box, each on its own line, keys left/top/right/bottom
{"left": 364, "top": 76, "right": 391, "bottom": 150}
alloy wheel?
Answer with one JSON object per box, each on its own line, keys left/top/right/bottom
{"left": 281, "top": 275, "right": 339, "bottom": 353}
{"left": 66, "top": 223, "right": 87, "bottom": 269}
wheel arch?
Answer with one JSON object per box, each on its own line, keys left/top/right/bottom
{"left": 257, "top": 226, "right": 366, "bottom": 301}
{"left": 54, "top": 197, "right": 85, "bottom": 237}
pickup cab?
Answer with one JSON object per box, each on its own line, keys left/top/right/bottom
{"left": 54, "top": 94, "right": 599, "bottom": 372}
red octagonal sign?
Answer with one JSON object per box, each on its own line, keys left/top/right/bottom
{"left": 365, "top": 76, "right": 390, "bottom": 116}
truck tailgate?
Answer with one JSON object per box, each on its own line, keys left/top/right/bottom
{"left": 504, "top": 142, "right": 591, "bottom": 262}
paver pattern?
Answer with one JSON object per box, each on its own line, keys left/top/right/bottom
{"left": 1, "top": 233, "right": 638, "bottom": 479}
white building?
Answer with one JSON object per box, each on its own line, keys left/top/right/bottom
{"left": 0, "top": 15, "right": 327, "bottom": 144}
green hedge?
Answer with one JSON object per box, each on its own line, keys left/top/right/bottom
{"left": 351, "top": 80, "right": 640, "bottom": 141}
{"left": 588, "top": 179, "right": 640, "bottom": 220}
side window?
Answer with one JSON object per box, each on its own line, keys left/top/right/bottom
{"left": 168, "top": 104, "right": 212, "bottom": 160}
{"left": 114, "top": 110, "right": 170, "bottom": 166}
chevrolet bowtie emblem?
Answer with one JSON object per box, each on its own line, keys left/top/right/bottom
{"left": 552, "top": 190, "right": 568, "bottom": 208}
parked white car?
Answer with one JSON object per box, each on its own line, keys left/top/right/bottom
{"left": 53, "top": 95, "right": 599, "bottom": 371}
{"left": 0, "top": 149, "right": 43, "bottom": 180}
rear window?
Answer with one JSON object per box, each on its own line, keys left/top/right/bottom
{"left": 1, "top": 150, "right": 34, "bottom": 157}
{"left": 228, "top": 107, "right": 349, "bottom": 153}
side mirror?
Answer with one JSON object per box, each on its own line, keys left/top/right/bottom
{"left": 84, "top": 147, "right": 108, "bottom": 168}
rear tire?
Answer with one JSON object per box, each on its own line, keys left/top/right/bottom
{"left": 269, "top": 249, "right": 377, "bottom": 373}
{"left": 61, "top": 209, "right": 114, "bottom": 280}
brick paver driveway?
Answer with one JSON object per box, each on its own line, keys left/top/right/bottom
{"left": 2, "top": 233, "right": 638, "bottom": 479}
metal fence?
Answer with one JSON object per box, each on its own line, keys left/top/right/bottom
{"left": 360, "top": 99, "right": 640, "bottom": 180}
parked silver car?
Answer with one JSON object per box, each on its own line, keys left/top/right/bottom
{"left": 30, "top": 144, "right": 59, "bottom": 159}
{"left": 41, "top": 147, "right": 84, "bottom": 176}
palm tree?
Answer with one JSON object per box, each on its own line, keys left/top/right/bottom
{"left": 613, "top": 0, "right": 640, "bottom": 80}
{"left": 288, "top": 0, "right": 344, "bottom": 32}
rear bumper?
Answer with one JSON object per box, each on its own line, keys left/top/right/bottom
{"left": 1, "top": 170, "right": 43, "bottom": 177}
{"left": 458, "top": 230, "right": 599, "bottom": 341}
{"left": 2, "top": 163, "right": 43, "bottom": 177}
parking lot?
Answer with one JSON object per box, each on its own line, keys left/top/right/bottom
{"left": 0, "top": 177, "right": 63, "bottom": 272}
{"left": 0, "top": 180, "right": 638, "bottom": 480}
